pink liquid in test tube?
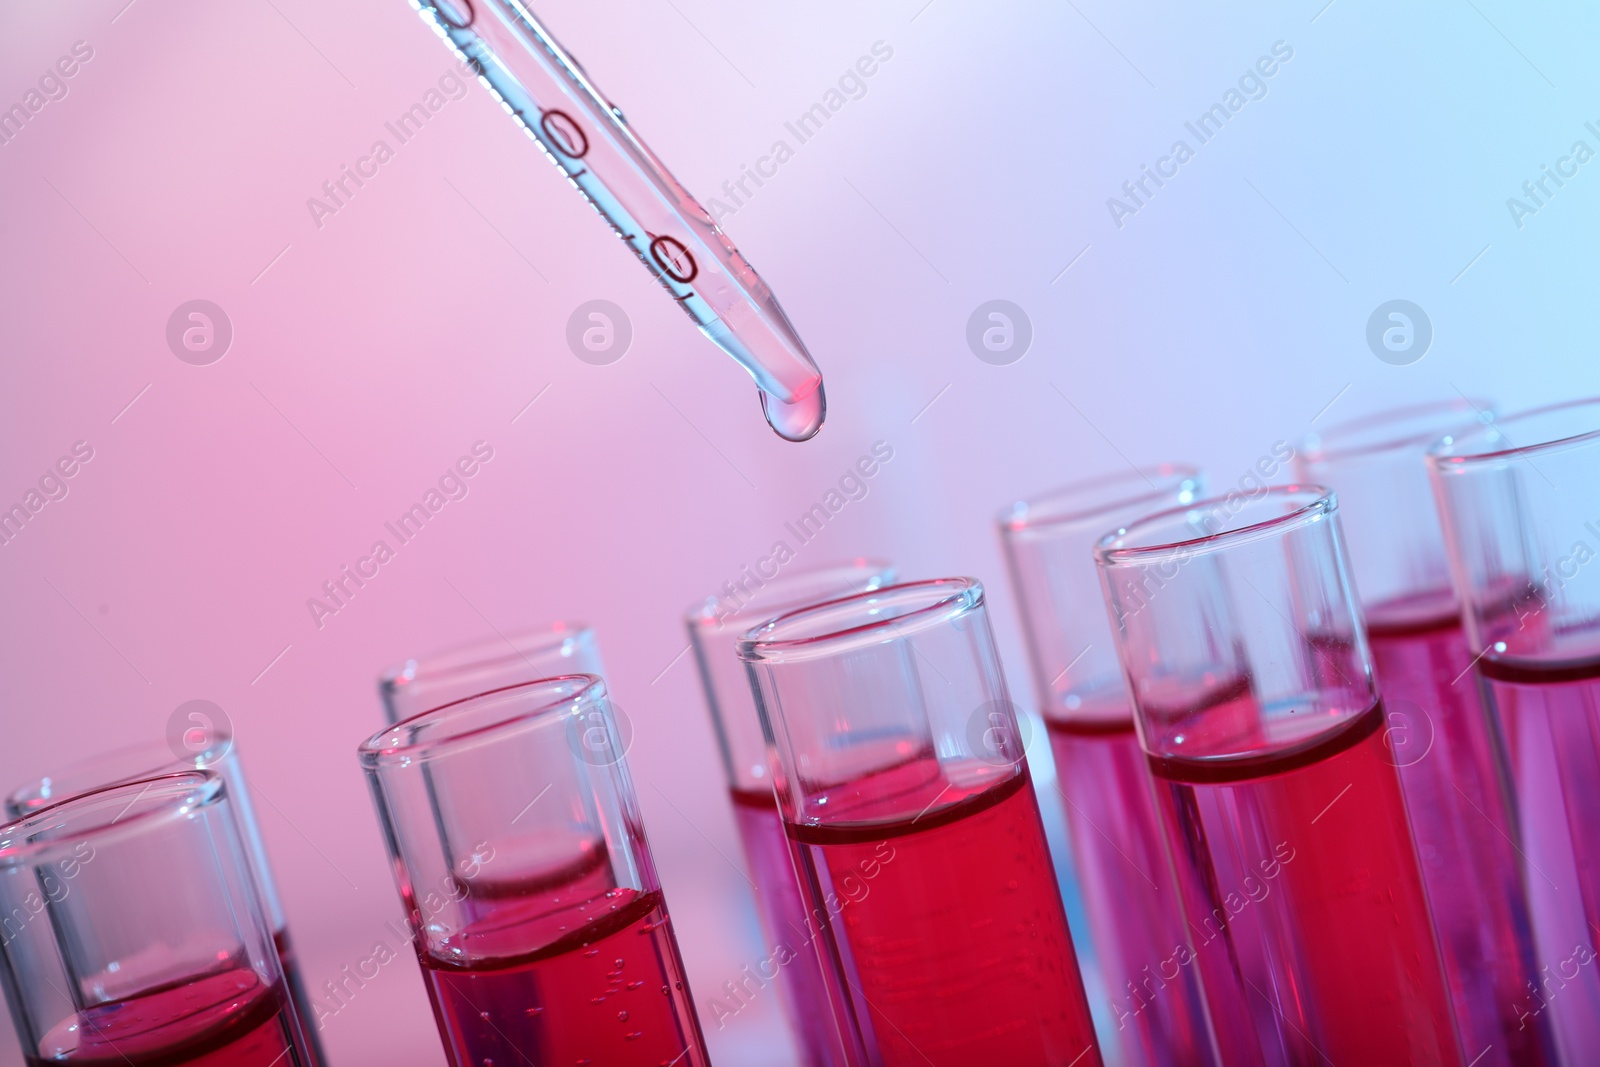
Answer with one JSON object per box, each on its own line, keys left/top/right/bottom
{"left": 7, "top": 740, "right": 327, "bottom": 1067}
{"left": 999, "top": 467, "right": 1218, "bottom": 1066}
{"left": 359, "top": 676, "right": 710, "bottom": 1067}
{"left": 1480, "top": 647, "right": 1600, "bottom": 1045}
{"left": 379, "top": 621, "right": 672, "bottom": 1060}
{"left": 0, "top": 772, "right": 314, "bottom": 1067}
{"left": 740, "top": 579, "right": 1103, "bottom": 1067}
{"left": 1488, "top": 636, "right": 1600, "bottom": 1055}
{"left": 726, "top": 787, "right": 845, "bottom": 1062}
{"left": 1148, "top": 690, "right": 1462, "bottom": 1062}
{"left": 1429, "top": 399, "right": 1600, "bottom": 1060}
{"left": 1097, "top": 486, "right": 1463, "bottom": 1065}
{"left": 421, "top": 882, "right": 701, "bottom": 1064}
{"left": 28, "top": 972, "right": 300, "bottom": 1067}
{"left": 688, "top": 560, "right": 894, "bottom": 1067}
{"left": 1366, "top": 603, "right": 1551, "bottom": 1064}
{"left": 1301, "top": 401, "right": 1553, "bottom": 1065}
{"left": 786, "top": 760, "right": 1090, "bottom": 1066}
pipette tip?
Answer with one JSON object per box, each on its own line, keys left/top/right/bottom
{"left": 760, "top": 382, "right": 827, "bottom": 443}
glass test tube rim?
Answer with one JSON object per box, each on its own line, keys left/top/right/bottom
{"left": 998, "top": 463, "right": 1202, "bottom": 541}
{"left": 684, "top": 558, "right": 897, "bottom": 634}
{"left": 1302, "top": 396, "right": 1495, "bottom": 465}
{"left": 1298, "top": 399, "right": 1497, "bottom": 627}
{"left": 688, "top": 559, "right": 896, "bottom": 795}
{"left": 1095, "top": 483, "right": 1336, "bottom": 566}
{"left": 379, "top": 620, "right": 595, "bottom": 693}
{"left": 0, "top": 770, "right": 221, "bottom": 867}
{"left": 736, "top": 577, "right": 981, "bottom": 666}
{"left": 6, "top": 733, "right": 236, "bottom": 818}
{"left": 1426, "top": 394, "right": 1600, "bottom": 473}
{"left": 358, "top": 672, "right": 610, "bottom": 769}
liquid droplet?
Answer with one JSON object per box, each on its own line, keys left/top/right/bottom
{"left": 760, "top": 381, "right": 825, "bottom": 442}
{"left": 617, "top": 1010, "right": 630, "bottom": 1021}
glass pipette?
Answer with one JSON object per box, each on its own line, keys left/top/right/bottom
{"left": 414, "top": 0, "right": 826, "bottom": 441}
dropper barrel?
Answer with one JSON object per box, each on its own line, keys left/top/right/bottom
{"left": 414, "top": 0, "right": 824, "bottom": 409}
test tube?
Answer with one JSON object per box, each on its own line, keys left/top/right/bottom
{"left": 358, "top": 675, "right": 711, "bottom": 1067}
{"left": 0, "top": 771, "right": 313, "bottom": 1065}
{"left": 998, "top": 466, "right": 1218, "bottom": 1067}
{"left": 1094, "top": 486, "right": 1463, "bottom": 1064}
{"left": 409, "top": 0, "right": 826, "bottom": 441}
{"left": 1299, "top": 400, "right": 1554, "bottom": 1065}
{"left": 686, "top": 559, "right": 894, "bottom": 1067}
{"left": 379, "top": 620, "right": 604, "bottom": 723}
{"left": 739, "top": 578, "right": 1104, "bottom": 1067}
{"left": 4, "top": 731, "right": 325, "bottom": 1067}
{"left": 1428, "top": 398, "right": 1600, "bottom": 1059}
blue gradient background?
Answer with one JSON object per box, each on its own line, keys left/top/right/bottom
{"left": 1, "top": 0, "right": 1597, "bottom": 1062}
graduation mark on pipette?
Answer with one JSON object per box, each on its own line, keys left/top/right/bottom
{"left": 416, "top": 0, "right": 826, "bottom": 441}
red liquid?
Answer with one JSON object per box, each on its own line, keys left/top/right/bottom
{"left": 1046, "top": 716, "right": 1216, "bottom": 1067}
{"left": 1152, "top": 700, "right": 1463, "bottom": 1065}
{"left": 787, "top": 759, "right": 1102, "bottom": 1067}
{"left": 28, "top": 969, "right": 301, "bottom": 1066}
{"left": 419, "top": 885, "right": 710, "bottom": 1067}
{"left": 273, "top": 928, "right": 325, "bottom": 1067}
{"left": 729, "top": 787, "right": 846, "bottom": 1067}
{"left": 1368, "top": 607, "right": 1552, "bottom": 1065}
{"left": 1483, "top": 649, "right": 1600, "bottom": 1060}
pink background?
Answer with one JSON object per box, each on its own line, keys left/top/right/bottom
{"left": 2, "top": 0, "right": 1595, "bottom": 1062}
